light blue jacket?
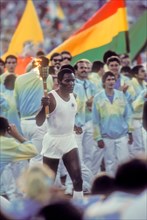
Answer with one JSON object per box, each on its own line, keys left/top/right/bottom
{"left": 14, "top": 68, "right": 53, "bottom": 118}
{"left": 75, "top": 78, "right": 98, "bottom": 122}
{"left": 92, "top": 89, "right": 133, "bottom": 141}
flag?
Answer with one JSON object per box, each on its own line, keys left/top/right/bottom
{"left": 129, "top": 11, "right": 147, "bottom": 61}
{"left": 47, "top": 0, "right": 129, "bottom": 64}
{"left": 1, "top": 0, "right": 44, "bottom": 61}
{"left": 57, "top": 3, "right": 65, "bottom": 20}
{"left": 47, "top": 0, "right": 65, "bottom": 21}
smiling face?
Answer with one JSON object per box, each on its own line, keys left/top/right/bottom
{"left": 107, "top": 61, "right": 120, "bottom": 76}
{"left": 59, "top": 73, "right": 75, "bottom": 93}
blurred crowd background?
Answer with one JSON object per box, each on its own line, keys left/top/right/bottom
{"left": 0, "top": 0, "right": 147, "bottom": 55}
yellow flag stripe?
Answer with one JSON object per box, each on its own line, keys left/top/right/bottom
{"left": 47, "top": 8, "right": 128, "bottom": 58}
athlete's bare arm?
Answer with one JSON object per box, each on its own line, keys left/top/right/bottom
{"left": 36, "top": 93, "right": 56, "bottom": 126}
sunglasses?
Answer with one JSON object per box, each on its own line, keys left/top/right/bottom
{"left": 62, "top": 57, "right": 72, "bottom": 61}
{"left": 52, "top": 59, "right": 62, "bottom": 62}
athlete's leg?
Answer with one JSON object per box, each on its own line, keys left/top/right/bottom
{"left": 43, "top": 156, "right": 59, "bottom": 175}
{"left": 62, "top": 148, "right": 83, "bottom": 192}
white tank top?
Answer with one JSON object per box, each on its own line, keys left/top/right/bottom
{"left": 47, "top": 90, "right": 77, "bottom": 135}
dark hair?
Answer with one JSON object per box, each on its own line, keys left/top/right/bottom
{"left": 0, "top": 116, "right": 9, "bottom": 133}
{"left": 58, "top": 68, "right": 74, "bottom": 81}
{"left": 106, "top": 56, "right": 121, "bottom": 65}
{"left": 103, "top": 50, "right": 118, "bottom": 63}
{"left": 5, "top": 55, "right": 17, "bottom": 64}
{"left": 120, "top": 66, "right": 131, "bottom": 73}
{"left": 60, "top": 64, "right": 75, "bottom": 73}
{"left": 102, "top": 71, "right": 115, "bottom": 84}
{"left": 120, "top": 66, "right": 132, "bottom": 78}
{"left": 91, "top": 174, "right": 115, "bottom": 195}
{"left": 92, "top": 60, "right": 104, "bottom": 72}
{"left": 50, "top": 52, "right": 62, "bottom": 61}
{"left": 61, "top": 50, "right": 72, "bottom": 57}
{"left": 36, "top": 50, "right": 45, "bottom": 57}
{"left": 38, "top": 200, "right": 83, "bottom": 220}
{"left": 131, "top": 65, "right": 143, "bottom": 77}
{"left": 4, "top": 74, "right": 17, "bottom": 88}
{"left": 115, "top": 157, "right": 147, "bottom": 193}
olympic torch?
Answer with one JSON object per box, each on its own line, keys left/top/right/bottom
{"left": 39, "top": 66, "right": 50, "bottom": 117}
{"left": 34, "top": 58, "right": 50, "bottom": 117}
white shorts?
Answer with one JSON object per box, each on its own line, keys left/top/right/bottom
{"left": 41, "top": 132, "right": 78, "bottom": 159}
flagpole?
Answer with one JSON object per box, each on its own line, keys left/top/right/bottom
{"left": 125, "top": 31, "right": 130, "bottom": 54}
{"left": 124, "top": 0, "right": 130, "bottom": 54}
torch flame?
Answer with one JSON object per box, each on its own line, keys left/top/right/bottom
{"left": 33, "top": 58, "right": 42, "bottom": 80}
{"left": 33, "top": 58, "right": 42, "bottom": 68}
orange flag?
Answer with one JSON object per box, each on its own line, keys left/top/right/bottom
{"left": 1, "top": 0, "right": 44, "bottom": 63}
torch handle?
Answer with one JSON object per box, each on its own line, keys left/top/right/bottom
{"left": 39, "top": 66, "right": 50, "bottom": 117}
{"left": 43, "top": 81, "right": 49, "bottom": 116}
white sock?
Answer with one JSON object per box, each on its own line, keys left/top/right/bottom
{"left": 73, "top": 191, "right": 83, "bottom": 199}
